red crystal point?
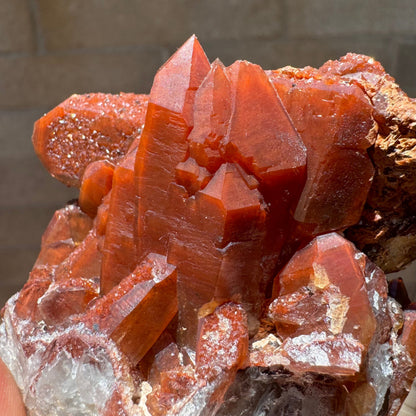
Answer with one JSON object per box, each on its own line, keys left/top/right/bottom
{"left": 172, "top": 163, "right": 267, "bottom": 346}
{"left": 135, "top": 36, "right": 210, "bottom": 259}
{"left": 146, "top": 303, "right": 248, "bottom": 415}
{"left": 37, "top": 277, "right": 99, "bottom": 326}
{"left": 32, "top": 93, "right": 148, "bottom": 187}
{"left": 33, "top": 227, "right": 102, "bottom": 325}
{"left": 149, "top": 35, "right": 211, "bottom": 126}
{"left": 54, "top": 228, "right": 102, "bottom": 283}
{"left": 94, "top": 191, "right": 111, "bottom": 236}
{"left": 188, "top": 59, "right": 231, "bottom": 173}
{"left": 224, "top": 61, "right": 306, "bottom": 189}
{"left": 100, "top": 142, "right": 140, "bottom": 294}
{"left": 195, "top": 303, "right": 249, "bottom": 409}
{"left": 270, "top": 233, "right": 376, "bottom": 348}
{"left": 79, "top": 160, "right": 114, "bottom": 218}
{"left": 148, "top": 342, "right": 181, "bottom": 385}
{"left": 35, "top": 204, "right": 93, "bottom": 268}
{"left": 222, "top": 61, "right": 307, "bottom": 280}
{"left": 147, "top": 365, "right": 198, "bottom": 416}
{"left": 138, "top": 319, "right": 178, "bottom": 379}
{"left": 197, "top": 163, "right": 265, "bottom": 245}
{"left": 169, "top": 61, "right": 308, "bottom": 349}
{"left": 175, "top": 157, "right": 212, "bottom": 195}
{"left": 83, "top": 253, "right": 177, "bottom": 365}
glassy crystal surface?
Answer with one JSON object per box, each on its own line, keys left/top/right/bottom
{"left": 1, "top": 36, "right": 415, "bottom": 416}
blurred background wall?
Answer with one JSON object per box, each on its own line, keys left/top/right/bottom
{"left": 1, "top": 0, "right": 416, "bottom": 305}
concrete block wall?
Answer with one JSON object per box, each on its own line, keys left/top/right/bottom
{"left": 1, "top": 0, "right": 416, "bottom": 305}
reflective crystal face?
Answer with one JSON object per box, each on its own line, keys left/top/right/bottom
{"left": 1, "top": 37, "right": 415, "bottom": 416}
{"left": 270, "top": 233, "right": 377, "bottom": 348}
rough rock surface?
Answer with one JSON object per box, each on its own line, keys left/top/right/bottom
{"left": 324, "top": 54, "right": 416, "bottom": 273}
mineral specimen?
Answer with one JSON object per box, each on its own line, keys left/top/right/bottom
{"left": 1, "top": 35, "right": 416, "bottom": 416}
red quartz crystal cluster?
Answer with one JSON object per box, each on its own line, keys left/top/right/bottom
{"left": 1, "top": 36, "right": 416, "bottom": 416}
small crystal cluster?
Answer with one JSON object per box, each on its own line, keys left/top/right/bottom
{"left": 1, "top": 36, "right": 415, "bottom": 416}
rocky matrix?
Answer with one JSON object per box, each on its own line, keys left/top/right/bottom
{"left": 1, "top": 36, "right": 416, "bottom": 416}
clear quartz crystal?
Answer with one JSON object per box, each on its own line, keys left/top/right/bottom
{"left": 366, "top": 343, "right": 393, "bottom": 416}
{"left": 0, "top": 296, "right": 26, "bottom": 389}
{"left": 0, "top": 297, "right": 133, "bottom": 416}
{"left": 26, "top": 347, "right": 115, "bottom": 416}
{"left": 0, "top": 251, "right": 405, "bottom": 416}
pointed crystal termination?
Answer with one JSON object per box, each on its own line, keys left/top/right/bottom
{"left": 137, "top": 318, "right": 178, "bottom": 380}
{"left": 188, "top": 59, "right": 231, "bottom": 173}
{"left": 54, "top": 228, "right": 103, "bottom": 283}
{"left": 172, "top": 59, "right": 307, "bottom": 348}
{"left": 269, "top": 69, "right": 376, "bottom": 237}
{"left": 33, "top": 229, "right": 102, "bottom": 326}
{"left": 100, "top": 139, "right": 140, "bottom": 295}
{"left": 135, "top": 35, "right": 210, "bottom": 260}
{"left": 35, "top": 203, "right": 93, "bottom": 269}
{"left": 37, "top": 278, "right": 99, "bottom": 326}
{"left": 175, "top": 157, "right": 212, "bottom": 196}
{"left": 14, "top": 269, "right": 53, "bottom": 322}
{"left": 224, "top": 238, "right": 399, "bottom": 416}
{"left": 147, "top": 342, "right": 181, "bottom": 385}
{"left": 32, "top": 93, "right": 149, "bottom": 187}
{"left": 4, "top": 46, "right": 416, "bottom": 416}
{"left": 195, "top": 163, "right": 265, "bottom": 247}
{"left": 146, "top": 363, "right": 198, "bottom": 416}
{"left": 83, "top": 253, "right": 177, "bottom": 365}
{"left": 172, "top": 162, "right": 268, "bottom": 347}
{"left": 224, "top": 61, "right": 306, "bottom": 190}
{"left": 224, "top": 60, "right": 307, "bottom": 274}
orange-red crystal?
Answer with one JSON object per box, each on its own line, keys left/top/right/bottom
{"left": 5, "top": 36, "right": 415, "bottom": 416}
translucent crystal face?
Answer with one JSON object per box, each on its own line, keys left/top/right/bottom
{"left": 0, "top": 305, "right": 136, "bottom": 416}
{"left": 1, "top": 36, "right": 416, "bottom": 416}
{"left": 270, "top": 233, "right": 377, "bottom": 348}
{"left": 26, "top": 345, "right": 115, "bottom": 416}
